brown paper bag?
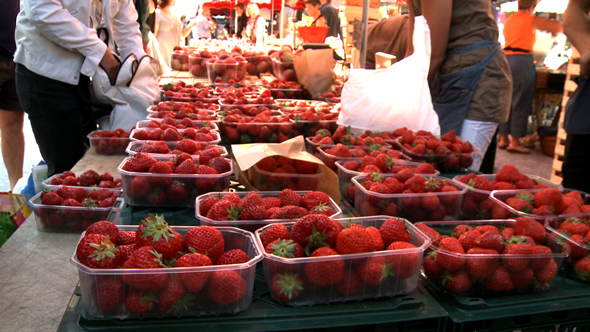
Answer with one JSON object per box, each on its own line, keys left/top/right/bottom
{"left": 293, "top": 49, "right": 335, "bottom": 99}
{"left": 232, "top": 136, "right": 341, "bottom": 202}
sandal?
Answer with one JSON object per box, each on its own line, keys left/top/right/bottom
{"left": 498, "top": 143, "right": 508, "bottom": 150}
{"left": 506, "top": 145, "right": 530, "bottom": 154}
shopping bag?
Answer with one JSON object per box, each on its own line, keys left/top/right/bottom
{"left": 93, "top": 52, "right": 161, "bottom": 131}
{"left": 0, "top": 193, "right": 31, "bottom": 247}
{"left": 146, "top": 31, "right": 169, "bottom": 77}
{"left": 339, "top": 16, "right": 440, "bottom": 136}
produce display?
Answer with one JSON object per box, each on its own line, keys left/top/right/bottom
{"left": 126, "top": 140, "right": 227, "bottom": 160}
{"left": 135, "top": 119, "right": 218, "bottom": 132}
{"left": 147, "top": 101, "right": 219, "bottom": 121}
{"left": 70, "top": 218, "right": 262, "bottom": 319}
{"left": 29, "top": 186, "right": 120, "bottom": 232}
{"left": 418, "top": 219, "right": 567, "bottom": 296}
{"left": 221, "top": 113, "right": 294, "bottom": 144}
{"left": 117, "top": 153, "right": 232, "bottom": 207}
{"left": 130, "top": 127, "right": 221, "bottom": 144}
{"left": 270, "top": 47, "right": 299, "bottom": 82}
{"left": 316, "top": 144, "right": 400, "bottom": 171}
{"left": 43, "top": 170, "right": 122, "bottom": 189}
{"left": 196, "top": 190, "right": 342, "bottom": 231}
{"left": 161, "top": 81, "right": 217, "bottom": 103}
{"left": 254, "top": 216, "right": 430, "bottom": 305}
{"left": 88, "top": 129, "right": 131, "bottom": 155}
{"left": 251, "top": 156, "right": 323, "bottom": 191}
{"left": 263, "top": 79, "right": 308, "bottom": 99}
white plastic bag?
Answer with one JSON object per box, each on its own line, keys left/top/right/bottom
{"left": 338, "top": 16, "right": 440, "bottom": 136}
{"left": 93, "top": 53, "right": 160, "bottom": 131}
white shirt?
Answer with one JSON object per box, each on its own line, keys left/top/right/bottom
{"left": 14, "top": 0, "right": 145, "bottom": 85}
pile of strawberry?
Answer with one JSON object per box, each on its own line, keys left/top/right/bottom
{"left": 456, "top": 165, "right": 552, "bottom": 219}
{"left": 37, "top": 186, "right": 118, "bottom": 231}
{"left": 118, "top": 152, "right": 230, "bottom": 205}
{"left": 254, "top": 157, "right": 321, "bottom": 191}
{"left": 161, "top": 81, "right": 217, "bottom": 103}
{"left": 199, "top": 190, "right": 336, "bottom": 223}
{"left": 397, "top": 129, "right": 476, "bottom": 172}
{"left": 257, "top": 216, "right": 423, "bottom": 304}
{"left": 419, "top": 219, "right": 561, "bottom": 295}
{"left": 139, "top": 118, "right": 217, "bottom": 131}
{"left": 309, "top": 126, "right": 392, "bottom": 147}
{"left": 263, "top": 79, "right": 307, "bottom": 99}
{"left": 49, "top": 170, "right": 122, "bottom": 189}
{"left": 75, "top": 217, "right": 256, "bottom": 317}
{"left": 218, "top": 106, "right": 277, "bottom": 118}
{"left": 337, "top": 159, "right": 437, "bottom": 203}
{"left": 89, "top": 129, "right": 131, "bottom": 155}
{"left": 318, "top": 85, "right": 342, "bottom": 104}
{"left": 222, "top": 113, "right": 293, "bottom": 144}
{"left": 220, "top": 91, "right": 276, "bottom": 106}
{"left": 288, "top": 112, "right": 338, "bottom": 138}
{"left": 131, "top": 126, "right": 218, "bottom": 142}
{"left": 545, "top": 216, "right": 590, "bottom": 282}
{"left": 318, "top": 144, "right": 399, "bottom": 171}
{"left": 278, "top": 100, "right": 331, "bottom": 113}
{"left": 355, "top": 173, "right": 461, "bottom": 222}
{"left": 491, "top": 188, "right": 590, "bottom": 220}
{"left": 131, "top": 140, "right": 224, "bottom": 157}
{"left": 150, "top": 103, "right": 218, "bottom": 121}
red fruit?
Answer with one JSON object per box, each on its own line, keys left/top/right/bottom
{"left": 121, "top": 246, "right": 168, "bottom": 291}
{"left": 366, "top": 226, "right": 384, "bottom": 251}
{"left": 271, "top": 273, "right": 304, "bottom": 302}
{"left": 291, "top": 214, "right": 340, "bottom": 255}
{"left": 184, "top": 226, "right": 225, "bottom": 264}
{"left": 279, "top": 189, "right": 302, "bottom": 207}
{"left": 502, "top": 242, "right": 533, "bottom": 272}
{"left": 85, "top": 221, "right": 120, "bottom": 244}
{"left": 383, "top": 177, "right": 404, "bottom": 193}
{"left": 379, "top": 218, "right": 411, "bottom": 247}
{"left": 404, "top": 175, "right": 426, "bottom": 193}
{"left": 41, "top": 191, "right": 64, "bottom": 205}
{"left": 465, "top": 248, "right": 498, "bottom": 280}
{"left": 485, "top": 265, "right": 514, "bottom": 292}
{"left": 176, "top": 252, "right": 212, "bottom": 292}
{"left": 436, "top": 237, "right": 466, "bottom": 272}
{"left": 421, "top": 194, "right": 440, "bottom": 212}
{"left": 174, "top": 158, "right": 197, "bottom": 174}
{"left": 273, "top": 206, "right": 309, "bottom": 219}
{"left": 416, "top": 223, "right": 442, "bottom": 246}
{"left": 198, "top": 196, "right": 219, "bottom": 217}
{"left": 217, "top": 249, "right": 250, "bottom": 265}
{"left": 441, "top": 270, "right": 472, "bottom": 293}
{"left": 158, "top": 277, "right": 192, "bottom": 316}
{"left": 356, "top": 256, "right": 395, "bottom": 285}
{"left": 534, "top": 189, "right": 566, "bottom": 214}
{"left": 535, "top": 259, "right": 558, "bottom": 283}
{"left": 304, "top": 247, "right": 344, "bottom": 286}
{"left": 386, "top": 241, "right": 420, "bottom": 279}
{"left": 194, "top": 165, "right": 219, "bottom": 190}
{"left": 198, "top": 148, "right": 221, "bottom": 165}
{"left": 458, "top": 230, "right": 482, "bottom": 252}
{"left": 128, "top": 176, "right": 153, "bottom": 201}
{"left": 423, "top": 251, "right": 444, "bottom": 282}
{"left": 528, "top": 245, "right": 553, "bottom": 270}
{"left": 76, "top": 234, "right": 120, "bottom": 269}
{"left": 511, "top": 267, "right": 535, "bottom": 288}
{"left": 206, "top": 270, "right": 248, "bottom": 305}
{"left": 122, "top": 153, "right": 158, "bottom": 172}
{"left": 514, "top": 217, "right": 546, "bottom": 244}
{"left": 135, "top": 214, "right": 184, "bottom": 260}
{"left": 560, "top": 218, "right": 590, "bottom": 236}
{"left": 208, "top": 157, "right": 231, "bottom": 174}
{"left": 301, "top": 191, "right": 330, "bottom": 210}
{"left": 259, "top": 223, "right": 291, "bottom": 248}
{"left": 125, "top": 289, "right": 158, "bottom": 315}
{"left": 148, "top": 161, "right": 173, "bottom": 186}
{"left": 335, "top": 224, "right": 373, "bottom": 255}
{"left": 336, "top": 269, "right": 363, "bottom": 297}
{"left": 496, "top": 165, "right": 522, "bottom": 184}
{"left": 61, "top": 186, "right": 88, "bottom": 203}
{"left": 118, "top": 231, "right": 136, "bottom": 245}
{"left": 573, "top": 257, "right": 590, "bottom": 282}
{"left": 415, "top": 163, "right": 436, "bottom": 174}
{"left": 91, "top": 277, "right": 126, "bottom": 314}
{"left": 474, "top": 231, "right": 505, "bottom": 253}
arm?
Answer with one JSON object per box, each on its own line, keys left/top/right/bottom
{"left": 112, "top": 0, "right": 145, "bottom": 58}
{"left": 154, "top": 10, "right": 161, "bottom": 37}
{"left": 532, "top": 16, "right": 563, "bottom": 33}
{"left": 564, "top": 0, "right": 590, "bottom": 77}
{"left": 420, "top": 0, "right": 452, "bottom": 81}
{"left": 406, "top": 1, "right": 415, "bottom": 57}
{"left": 181, "top": 20, "right": 196, "bottom": 38}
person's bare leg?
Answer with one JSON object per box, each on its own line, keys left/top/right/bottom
{"left": 498, "top": 134, "right": 510, "bottom": 148}
{"left": 0, "top": 109, "right": 25, "bottom": 190}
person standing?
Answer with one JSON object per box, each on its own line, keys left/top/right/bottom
{"left": 14, "top": 0, "right": 147, "bottom": 177}
{"left": 498, "top": 0, "right": 562, "bottom": 154}
{"left": 246, "top": 4, "right": 267, "bottom": 46}
{"left": 305, "top": 0, "right": 327, "bottom": 27}
{"left": 319, "top": 0, "right": 341, "bottom": 38}
{"left": 275, "top": 0, "right": 296, "bottom": 37}
{"left": 155, "top": 0, "right": 195, "bottom": 66}
{"left": 194, "top": 6, "right": 216, "bottom": 39}
{"left": 0, "top": 0, "right": 25, "bottom": 191}
{"left": 235, "top": 3, "right": 249, "bottom": 38}
{"left": 561, "top": 0, "right": 590, "bottom": 193}
{"left": 407, "top": 0, "right": 513, "bottom": 172}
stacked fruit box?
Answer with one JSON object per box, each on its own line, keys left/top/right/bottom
{"left": 87, "top": 129, "right": 131, "bottom": 155}
{"left": 126, "top": 140, "right": 228, "bottom": 160}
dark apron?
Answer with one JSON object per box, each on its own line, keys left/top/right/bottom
{"left": 564, "top": 75, "right": 590, "bottom": 134}
{"left": 432, "top": 40, "right": 501, "bottom": 135}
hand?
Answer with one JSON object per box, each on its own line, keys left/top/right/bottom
{"left": 580, "top": 51, "right": 590, "bottom": 78}
{"left": 100, "top": 48, "right": 120, "bottom": 85}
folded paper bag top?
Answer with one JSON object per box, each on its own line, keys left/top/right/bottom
{"left": 232, "top": 136, "right": 341, "bottom": 202}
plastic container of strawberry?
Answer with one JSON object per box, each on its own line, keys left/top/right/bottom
{"left": 253, "top": 215, "right": 431, "bottom": 306}
{"left": 219, "top": 99, "right": 279, "bottom": 112}
{"left": 117, "top": 156, "right": 233, "bottom": 207}
{"left": 146, "top": 105, "right": 220, "bottom": 122}
{"left": 304, "top": 137, "right": 394, "bottom": 155}
{"left": 69, "top": 224, "right": 263, "bottom": 320}
{"left": 352, "top": 174, "right": 466, "bottom": 222}
{"left": 270, "top": 58, "right": 298, "bottom": 83}
{"left": 135, "top": 119, "right": 219, "bottom": 132}
{"left": 289, "top": 117, "right": 339, "bottom": 138}
{"left": 275, "top": 99, "right": 332, "bottom": 113}
{"left": 396, "top": 136, "right": 480, "bottom": 173}
{"left": 129, "top": 128, "right": 222, "bottom": 145}
{"left": 28, "top": 187, "right": 123, "bottom": 233}
{"left": 249, "top": 164, "right": 324, "bottom": 192}
{"left": 206, "top": 60, "right": 248, "bottom": 84}
{"left": 162, "top": 94, "right": 220, "bottom": 104}
{"left": 452, "top": 175, "right": 561, "bottom": 220}
{"left": 195, "top": 191, "right": 342, "bottom": 232}
{"left": 416, "top": 219, "right": 569, "bottom": 297}
{"left": 315, "top": 144, "right": 398, "bottom": 171}
{"left": 126, "top": 141, "right": 228, "bottom": 160}
{"left": 42, "top": 173, "right": 123, "bottom": 191}
{"left": 147, "top": 102, "right": 220, "bottom": 115}
{"left": 335, "top": 159, "right": 441, "bottom": 204}
{"left": 220, "top": 114, "right": 296, "bottom": 144}
{"left": 87, "top": 130, "right": 131, "bottom": 155}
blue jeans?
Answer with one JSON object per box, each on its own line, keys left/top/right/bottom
{"left": 15, "top": 64, "right": 91, "bottom": 177}
{"left": 498, "top": 54, "right": 535, "bottom": 138}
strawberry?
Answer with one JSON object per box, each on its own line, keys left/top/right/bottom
{"left": 294, "top": 160, "right": 319, "bottom": 174}
{"left": 125, "top": 289, "right": 158, "bottom": 315}
{"left": 166, "top": 180, "right": 190, "bottom": 202}
{"left": 365, "top": 226, "right": 384, "bottom": 251}
{"left": 534, "top": 189, "right": 566, "bottom": 214}
{"left": 208, "top": 157, "right": 231, "bottom": 174}
{"left": 404, "top": 175, "right": 426, "bottom": 193}
{"left": 76, "top": 234, "right": 120, "bottom": 269}
{"left": 474, "top": 231, "right": 505, "bottom": 253}
{"left": 122, "top": 153, "right": 158, "bottom": 172}
{"left": 206, "top": 270, "right": 248, "bottom": 305}
{"left": 194, "top": 165, "right": 219, "bottom": 190}
{"left": 502, "top": 241, "right": 533, "bottom": 272}
{"left": 466, "top": 248, "right": 498, "bottom": 280}
{"left": 301, "top": 191, "right": 330, "bottom": 210}
{"left": 510, "top": 267, "right": 535, "bottom": 289}
{"left": 217, "top": 249, "right": 250, "bottom": 265}
{"left": 453, "top": 224, "right": 474, "bottom": 238}
{"left": 506, "top": 197, "right": 533, "bottom": 214}
{"left": 184, "top": 226, "right": 225, "bottom": 264}
{"left": 485, "top": 265, "right": 514, "bottom": 292}
{"left": 458, "top": 230, "right": 482, "bottom": 252}
{"left": 568, "top": 233, "right": 589, "bottom": 258}
{"left": 356, "top": 256, "right": 395, "bottom": 285}
{"left": 291, "top": 214, "right": 341, "bottom": 255}
{"left": 527, "top": 245, "right": 552, "bottom": 270}
{"left": 259, "top": 223, "right": 291, "bottom": 248}
{"left": 386, "top": 241, "right": 420, "bottom": 279}
{"left": 85, "top": 221, "right": 120, "bottom": 244}
{"left": 176, "top": 139, "right": 199, "bottom": 154}
{"left": 61, "top": 186, "right": 88, "bottom": 203}
{"left": 474, "top": 225, "right": 500, "bottom": 234}
{"left": 118, "top": 231, "right": 136, "bottom": 245}
{"left": 91, "top": 277, "right": 126, "bottom": 314}
{"left": 514, "top": 217, "right": 546, "bottom": 244}
{"left": 198, "top": 148, "right": 221, "bottom": 165}
{"left": 62, "top": 176, "right": 78, "bottom": 186}
{"left": 335, "top": 224, "right": 373, "bottom": 255}
{"left": 206, "top": 200, "right": 241, "bottom": 221}
{"left": 379, "top": 218, "right": 411, "bottom": 247}
{"left": 271, "top": 273, "right": 304, "bottom": 302}
{"left": 146, "top": 187, "right": 166, "bottom": 205}
{"left": 135, "top": 214, "right": 184, "bottom": 260}
{"left": 41, "top": 191, "right": 64, "bottom": 205}
{"left": 416, "top": 223, "right": 442, "bottom": 246}
{"left": 239, "top": 200, "right": 267, "bottom": 220}
{"left": 535, "top": 259, "right": 558, "bottom": 283}
{"left": 336, "top": 269, "right": 363, "bottom": 297}
{"left": 383, "top": 177, "right": 404, "bottom": 193}
{"left": 341, "top": 161, "right": 359, "bottom": 171}
{"left": 128, "top": 176, "right": 153, "bottom": 201}
{"left": 421, "top": 194, "right": 440, "bottom": 212}
{"left": 279, "top": 189, "right": 302, "bottom": 207}
{"left": 436, "top": 237, "right": 466, "bottom": 272}
{"left": 496, "top": 165, "right": 522, "bottom": 184}
{"left": 394, "top": 168, "right": 415, "bottom": 184}
{"left": 158, "top": 277, "right": 191, "bottom": 315}
{"left": 574, "top": 257, "right": 590, "bottom": 281}
{"left": 304, "top": 247, "right": 344, "bottom": 286}
{"left": 121, "top": 246, "right": 168, "bottom": 291}
{"left": 176, "top": 252, "right": 212, "bottom": 292}
{"left": 560, "top": 218, "right": 590, "bottom": 236}
{"left": 423, "top": 251, "right": 444, "bottom": 282}
{"left": 273, "top": 206, "right": 309, "bottom": 219}
{"left": 174, "top": 158, "right": 197, "bottom": 174}
{"left": 221, "top": 193, "right": 242, "bottom": 206}
{"left": 441, "top": 270, "right": 472, "bottom": 293}
{"left": 415, "top": 163, "right": 436, "bottom": 174}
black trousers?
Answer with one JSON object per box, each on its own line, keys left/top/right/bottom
{"left": 562, "top": 133, "right": 590, "bottom": 193}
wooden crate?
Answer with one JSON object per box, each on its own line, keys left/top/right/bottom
{"left": 550, "top": 47, "right": 580, "bottom": 185}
